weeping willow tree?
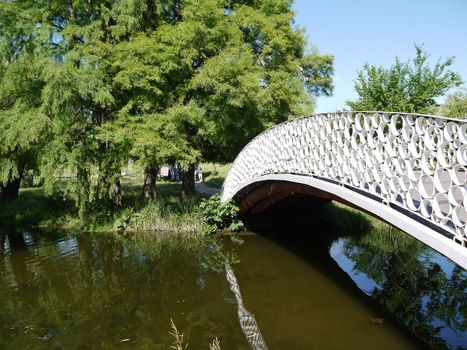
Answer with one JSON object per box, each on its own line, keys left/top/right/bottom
{"left": 0, "top": 0, "right": 333, "bottom": 213}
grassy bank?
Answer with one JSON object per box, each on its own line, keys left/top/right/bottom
{"left": 0, "top": 177, "right": 207, "bottom": 234}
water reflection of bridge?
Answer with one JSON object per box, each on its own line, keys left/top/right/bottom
{"left": 221, "top": 112, "right": 467, "bottom": 269}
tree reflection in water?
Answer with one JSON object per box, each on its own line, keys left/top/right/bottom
{"left": 0, "top": 229, "right": 244, "bottom": 349}
{"left": 336, "top": 227, "right": 467, "bottom": 350}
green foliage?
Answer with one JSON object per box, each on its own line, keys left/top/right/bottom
{"left": 200, "top": 194, "right": 244, "bottom": 235}
{"left": 438, "top": 89, "right": 467, "bottom": 118}
{"left": 0, "top": 0, "right": 333, "bottom": 218}
{"left": 347, "top": 45, "right": 463, "bottom": 114}
{"left": 113, "top": 207, "right": 135, "bottom": 232}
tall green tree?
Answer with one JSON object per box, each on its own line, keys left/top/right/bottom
{"left": 438, "top": 89, "right": 467, "bottom": 118}
{"left": 347, "top": 45, "right": 462, "bottom": 114}
{"left": 104, "top": 0, "right": 334, "bottom": 198}
{"left": 0, "top": 14, "right": 49, "bottom": 200}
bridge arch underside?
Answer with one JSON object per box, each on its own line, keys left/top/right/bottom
{"left": 230, "top": 174, "right": 467, "bottom": 269}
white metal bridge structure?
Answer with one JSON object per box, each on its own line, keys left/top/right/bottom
{"left": 221, "top": 112, "right": 467, "bottom": 269}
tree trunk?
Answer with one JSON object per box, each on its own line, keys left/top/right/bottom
{"left": 143, "top": 165, "right": 158, "bottom": 200}
{"left": 181, "top": 164, "right": 196, "bottom": 201}
{"left": 77, "top": 167, "right": 90, "bottom": 218}
{"left": 113, "top": 179, "right": 122, "bottom": 207}
{"left": 0, "top": 178, "right": 21, "bottom": 201}
{"left": 0, "top": 231, "right": 5, "bottom": 255}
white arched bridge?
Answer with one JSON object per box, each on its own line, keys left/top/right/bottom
{"left": 221, "top": 111, "right": 467, "bottom": 269}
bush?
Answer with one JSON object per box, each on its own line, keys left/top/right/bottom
{"left": 199, "top": 194, "right": 244, "bottom": 235}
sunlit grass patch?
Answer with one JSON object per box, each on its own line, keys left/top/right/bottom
{"left": 200, "top": 163, "right": 231, "bottom": 189}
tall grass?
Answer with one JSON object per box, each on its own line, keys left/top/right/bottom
{"left": 128, "top": 197, "right": 205, "bottom": 234}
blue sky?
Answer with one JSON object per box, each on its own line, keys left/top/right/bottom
{"left": 293, "top": 0, "right": 467, "bottom": 113}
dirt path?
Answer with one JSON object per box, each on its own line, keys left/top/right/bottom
{"left": 195, "top": 182, "right": 220, "bottom": 197}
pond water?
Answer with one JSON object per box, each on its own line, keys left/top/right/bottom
{"left": 0, "top": 220, "right": 466, "bottom": 349}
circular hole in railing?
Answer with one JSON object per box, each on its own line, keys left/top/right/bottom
{"left": 374, "top": 184, "right": 382, "bottom": 195}
{"left": 415, "top": 117, "right": 432, "bottom": 135}
{"left": 463, "top": 192, "right": 467, "bottom": 210}
{"left": 407, "top": 188, "right": 421, "bottom": 211}
{"left": 357, "top": 144, "right": 366, "bottom": 160}
{"left": 359, "top": 131, "right": 367, "bottom": 145}
{"left": 444, "top": 122, "right": 459, "bottom": 141}
{"left": 364, "top": 152, "right": 375, "bottom": 168}
{"left": 351, "top": 132, "right": 359, "bottom": 148}
{"left": 434, "top": 168, "right": 452, "bottom": 193}
{"left": 409, "top": 134, "right": 423, "bottom": 158}
{"left": 452, "top": 206, "right": 467, "bottom": 227}
{"left": 371, "top": 113, "right": 383, "bottom": 128}
{"left": 381, "top": 177, "right": 391, "bottom": 194}
{"left": 420, "top": 198, "right": 433, "bottom": 218}
{"left": 377, "top": 121, "right": 389, "bottom": 142}
{"left": 336, "top": 130, "right": 345, "bottom": 148}
{"left": 364, "top": 115, "right": 372, "bottom": 132}
{"left": 345, "top": 123, "right": 355, "bottom": 140}
{"left": 357, "top": 158, "right": 366, "bottom": 173}
{"left": 332, "top": 118, "right": 339, "bottom": 131}
{"left": 343, "top": 140, "right": 352, "bottom": 158}
{"left": 421, "top": 150, "right": 437, "bottom": 175}
{"left": 383, "top": 157, "right": 396, "bottom": 177}
{"left": 337, "top": 116, "right": 346, "bottom": 130}
{"left": 385, "top": 136, "right": 399, "bottom": 157}
{"left": 367, "top": 129, "right": 378, "bottom": 148}
{"left": 391, "top": 193, "right": 405, "bottom": 206}
{"left": 406, "top": 158, "right": 421, "bottom": 181}
{"left": 355, "top": 113, "right": 365, "bottom": 131}
{"left": 336, "top": 152, "right": 344, "bottom": 165}
{"left": 456, "top": 144, "right": 467, "bottom": 166}
{"left": 434, "top": 118, "right": 446, "bottom": 128}
{"left": 404, "top": 114, "right": 415, "bottom": 126}
{"left": 424, "top": 126, "right": 443, "bottom": 151}
{"left": 360, "top": 180, "right": 370, "bottom": 191}
{"left": 399, "top": 174, "right": 411, "bottom": 191}
{"left": 371, "top": 165, "right": 382, "bottom": 183}
{"left": 402, "top": 125, "right": 414, "bottom": 142}
{"left": 389, "top": 176, "right": 400, "bottom": 193}
{"left": 462, "top": 227, "right": 467, "bottom": 239}
{"left": 328, "top": 166, "right": 337, "bottom": 179}
{"left": 398, "top": 141, "right": 410, "bottom": 159}
{"left": 433, "top": 193, "right": 451, "bottom": 219}
{"left": 393, "top": 158, "right": 406, "bottom": 175}
{"left": 436, "top": 141, "right": 456, "bottom": 168}
{"left": 390, "top": 114, "right": 404, "bottom": 136}
{"left": 330, "top": 130, "right": 338, "bottom": 143}
{"left": 448, "top": 185, "right": 465, "bottom": 206}
{"left": 419, "top": 174, "right": 435, "bottom": 198}
{"left": 337, "top": 164, "right": 345, "bottom": 178}
{"left": 364, "top": 168, "right": 373, "bottom": 182}
{"left": 374, "top": 143, "right": 386, "bottom": 163}
{"left": 451, "top": 164, "right": 467, "bottom": 185}
{"left": 351, "top": 169, "right": 362, "bottom": 187}
{"left": 343, "top": 175, "right": 351, "bottom": 185}
{"left": 460, "top": 124, "right": 467, "bottom": 144}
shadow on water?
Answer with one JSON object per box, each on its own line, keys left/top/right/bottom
{"left": 241, "top": 195, "right": 466, "bottom": 350}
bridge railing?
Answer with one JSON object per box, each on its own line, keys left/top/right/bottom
{"left": 221, "top": 111, "right": 467, "bottom": 246}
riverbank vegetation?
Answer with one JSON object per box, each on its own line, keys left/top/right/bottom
{"left": 0, "top": 169, "right": 244, "bottom": 238}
